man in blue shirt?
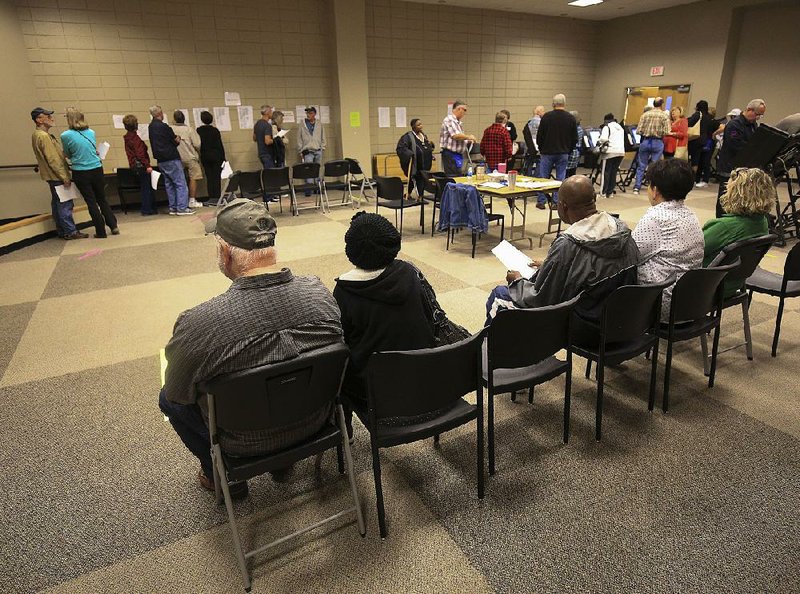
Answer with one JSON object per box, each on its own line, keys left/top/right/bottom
{"left": 253, "top": 104, "right": 274, "bottom": 169}
{"left": 148, "top": 105, "right": 192, "bottom": 215}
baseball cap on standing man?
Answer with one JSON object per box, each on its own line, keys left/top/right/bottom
{"left": 31, "top": 107, "right": 55, "bottom": 121}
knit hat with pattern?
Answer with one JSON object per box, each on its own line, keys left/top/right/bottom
{"left": 344, "top": 211, "right": 401, "bottom": 271}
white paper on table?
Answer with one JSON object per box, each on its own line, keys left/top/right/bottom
{"left": 479, "top": 181, "right": 505, "bottom": 189}
{"left": 492, "top": 240, "right": 537, "bottom": 279}
{"left": 237, "top": 105, "right": 253, "bottom": 130}
{"left": 295, "top": 105, "right": 306, "bottom": 122}
{"left": 514, "top": 181, "right": 538, "bottom": 189}
{"left": 320, "top": 105, "right": 330, "bottom": 124}
{"left": 220, "top": 161, "right": 233, "bottom": 179}
{"left": 213, "top": 107, "right": 232, "bottom": 132}
{"left": 224, "top": 91, "right": 241, "bottom": 106}
{"left": 137, "top": 124, "right": 149, "bottom": 141}
{"left": 150, "top": 170, "right": 161, "bottom": 190}
{"left": 395, "top": 106, "right": 407, "bottom": 128}
{"left": 529, "top": 181, "right": 561, "bottom": 189}
{"left": 112, "top": 115, "right": 125, "bottom": 129}
{"left": 275, "top": 128, "right": 289, "bottom": 139}
{"left": 55, "top": 183, "right": 81, "bottom": 203}
{"left": 193, "top": 107, "right": 210, "bottom": 129}
{"left": 378, "top": 107, "right": 390, "bottom": 128}
{"left": 97, "top": 141, "right": 110, "bottom": 160}
{"left": 283, "top": 110, "right": 295, "bottom": 124}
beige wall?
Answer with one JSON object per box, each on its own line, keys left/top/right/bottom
{"left": 365, "top": 0, "right": 598, "bottom": 155}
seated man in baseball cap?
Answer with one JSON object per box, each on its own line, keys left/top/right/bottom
{"left": 158, "top": 199, "right": 344, "bottom": 496}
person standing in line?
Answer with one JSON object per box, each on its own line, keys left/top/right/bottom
{"left": 148, "top": 105, "right": 193, "bottom": 215}
{"left": 632, "top": 97, "right": 671, "bottom": 195}
{"left": 297, "top": 106, "right": 326, "bottom": 194}
{"left": 172, "top": 110, "right": 204, "bottom": 209}
{"left": 30, "top": 107, "right": 86, "bottom": 240}
{"left": 663, "top": 106, "right": 688, "bottom": 160}
{"left": 271, "top": 110, "right": 287, "bottom": 168}
{"left": 61, "top": 106, "right": 119, "bottom": 238}
{"left": 480, "top": 112, "right": 513, "bottom": 172}
{"left": 253, "top": 104, "right": 274, "bottom": 169}
{"left": 535, "top": 94, "right": 577, "bottom": 208}
{"left": 566, "top": 110, "right": 584, "bottom": 178}
{"left": 439, "top": 100, "right": 476, "bottom": 177}
{"left": 396, "top": 118, "right": 435, "bottom": 200}
{"left": 597, "top": 113, "right": 625, "bottom": 199}
{"left": 197, "top": 110, "right": 226, "bottom": 204}
{"left": 122, "top": 114, "right": 157, "bottom": 215}
{"left": 500, "top": 109, "right": 517, "bottom": 142}
{"left": 686, "top": 100, "right": 716, "bottom": 187}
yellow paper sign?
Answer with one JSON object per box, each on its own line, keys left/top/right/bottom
{"left": 349, "top": 111, "right": 361, "bottom": 127}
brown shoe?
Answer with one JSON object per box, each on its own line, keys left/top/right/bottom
{"left": 197, "top": 469, "right": 249, "bottom": 499}
{"left": 63, "top": 232, "right": 86, "bottom": 240}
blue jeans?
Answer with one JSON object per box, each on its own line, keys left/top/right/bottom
{"left": 138, "top": 169, "right": 156, "bottom": 214}
{"left": 537, "top": 153, "right": 568, "bottom": 205}
{"left": 303, "top": 149, "right": 323, "bottom": 194}
{"left": 47, "top": 181, "right": 77, "bottom": 236}
{"left": 158, "top": 159, "right": 189, "bottom": 212}
{"left": 259, "top": 153, "right": 275, "bottom": 169}
{"left": 634, "top": 138, "right": 664, "bottom": 190}
{"left": 158, "top": 388, "right": 213, "bottom": 478}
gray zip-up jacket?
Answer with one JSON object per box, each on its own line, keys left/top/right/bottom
{"left": 297, "top": 119, "right": 326, "bottom": 153}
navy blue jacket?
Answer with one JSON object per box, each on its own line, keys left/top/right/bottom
{"left": 717, "top": 114, "right": 758, "bottom": 177}
{"left": 148, "top": 118, "right": 180, "bottom": 162}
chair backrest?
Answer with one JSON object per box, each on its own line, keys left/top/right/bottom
{"left": 346, "top": 157, "right": 364, "bottom": 176}
{"left": 324, "top": 160, "right": 350, "bottom": 178}
{"left": 366, "top": 331, "right": 483, "bottom": 421}
{"left": 670, "top": 260, "right": 740, "bottom": 322}
{"left": 489, "top": 294, "right": 580, "bottom": 370}
{"left": 709, "top": 234, "right": 777, "bottom": 283}
{"left": 200, "top": 343, "right": 349, "bottom": 436}
{"left": 783, "top": 241, "right": 800, "bottom": 282}
{"left": 224, "top": 171, "right": 241, "bottom": 194}
{"left": 116, "top": 167, "right": 140, "bottom": 189}
{"left": 601, "top": 280, "right": 672, "bottom": 343}
{"left": 237, "top": 171, "right": 263, "bottom": 195}
{"left": 574, "top": 264, "right": 638, "bottom": 325}
{"left": 375, "top": 176, "right": 404, "bottom": 201}
{"left": 434, "top": 176, "right": 456, "bottom": 200}
{"left": 292, "top": 162, "right": 320, "bottom": 180}
{"left": 261, "top": 166, "right": 290, "bottom": 191}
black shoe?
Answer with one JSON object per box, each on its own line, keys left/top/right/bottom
{"left": 535, "top": 203, "right": 546, "bottom": 210}
{"left": 93, "top": 234, "right": 108, "bottom": 239}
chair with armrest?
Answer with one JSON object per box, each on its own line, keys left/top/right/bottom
{"left": 746, "top": 241, "right": 800, "bottom": 357}
{"left": 199, "top": 343, "right": 365, "bottom": 592}
{"left": 484, "top": 295, "right": 580, "bottom": 475}
{"left": 260, "top": 167, "right": 289, "bottom": 214}
{"left": 360, "top": 331, "right": 485, "bottom": 539}
{"left": 375, "top": 176, "right": 424, "bottom": 236}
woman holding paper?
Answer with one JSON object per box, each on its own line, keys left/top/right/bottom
{"left": 197, "top": 111, "right": 226, "bottom": 202}
{"left": 61, "top": 107, "right": 119, "bottom": 238}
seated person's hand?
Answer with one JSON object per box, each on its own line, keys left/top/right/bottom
{"left": 506, "top": 270, "right": 522, "bottom": 284}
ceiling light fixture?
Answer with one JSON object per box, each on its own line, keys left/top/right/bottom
{"left": 568, "top": 0, "right": 604, "bottom": 7}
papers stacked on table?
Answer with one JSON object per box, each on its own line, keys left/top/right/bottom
{"left": 479, "top": 181, "right": 505, "bottom": 189}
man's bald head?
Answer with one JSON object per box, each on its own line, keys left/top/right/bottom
{"left": 557, "top": 175, "right": 597, "bottom": 224}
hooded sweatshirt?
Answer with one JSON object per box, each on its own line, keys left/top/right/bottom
{"left": 508, "top": 212, "right": 641, "bottom": 309}
{"left": 333, "top": 260, "right": 435, "bottom": 404}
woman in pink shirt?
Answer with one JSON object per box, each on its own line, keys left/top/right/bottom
{"left": 663, "top": 106, "right": 688, "bottom": 160}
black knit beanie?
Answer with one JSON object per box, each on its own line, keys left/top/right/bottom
{"left": 344, "top": 212, "right": 401, "bottom": 270}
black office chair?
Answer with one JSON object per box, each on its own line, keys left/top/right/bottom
{"left": 290, "top": 162, "right": 324, "bottom": 215}
{"left": 236, "top": 171, "right": 263, "bottom": 201}
{"left": 746, "top": 240, "right": 800, "bottom": 357}
{"left": 484, "top": 295, "right": 580, "bottom": 476}
{"left": 571, "top": 279, "right": 672, "bottom": 441}
{"left": 360, "top": 331, "right": 485, "bottom": 538}
{"left": 322, "top": 160, "right": 353, "bottom": 209}
{"left": 657, "top": 261, "right": 739, "bottom": 412}
{"left": 705, "top": 234, "right": 778, "bottom": 368}
{"left": 199, "top": 343, "right": 366, "bottom": 592}
{"left": 261, "top": 167, "right": 289, "bottom": 214}
{"left": 375, "top": 176, "right": 424, "bottom": 236}
{"left": 115, "top": 167, "right": 140, "bottom": 214}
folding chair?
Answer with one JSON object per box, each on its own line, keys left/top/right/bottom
{"left": 261, "top": 167, "right": 289, "bottom": 214}
{"left": 290, "top": 162, "right": 326, "bottom": 215}
{"left": 375, "top": 176, "right": 424, "bottom": 236}
{"left": 346, "top": 157, "right": 375, "bottom": 204}
{"left": 237, "top": 171, "right": 263, "bottom": 201}
{"left": 115, "top": 167, "right": 140, "bottom": 214}
{"left": 322, "top": 160, "right": 354, "bottom": 209}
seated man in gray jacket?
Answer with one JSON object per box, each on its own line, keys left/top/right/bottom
{"left": 486, "top": 175, "right": 640, "bottom": 322}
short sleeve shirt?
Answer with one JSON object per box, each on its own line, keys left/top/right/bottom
{"left": 254, "top": 119, "right": 273, "bottom": 157}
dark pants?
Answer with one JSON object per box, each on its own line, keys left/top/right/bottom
{"left": 697, "top": 149, "right": 712, "bottom": 183}
{"left": 202, "top": 160, "right": 223, "bottom": 201}
{"left": 71, "top": 167, "right": 117, "bottom": 236}
{"left": 259, "top": 154, "right": 275, "bottom": 169}
{"left": 408, "top": 171, "right": 429, "bottom": 199}
{"left": 137, "top": 170, "right": 156, "bottom": 214}
{"left": 158, "top": 388, "right": 213, "bottom": 478}
{"left": 601, "top": 156, "right": 623, "bottom": 196}
{"left": 716, "top": 177, "right": 728, "bottom": 218}
{"left": 441, "top": 150, "right": 463, "bottom": 177}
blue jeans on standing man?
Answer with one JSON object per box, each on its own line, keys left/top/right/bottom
{"left": 158, "top": 158, "right": 189, "bottom": 212}
{"left": 537, "top": 153, "right": 569, "bottom": 205}
{"left": 259, "top": 153, "right": 275, "bottom": 170}
{"left": 302, "top": 149, "right": 323, "bottom": 195}
{"left": 634, "top": 138, "right": 665, "bottom": 190}
{"left": 47, "top": 180, "right": 77, "bottom": 237}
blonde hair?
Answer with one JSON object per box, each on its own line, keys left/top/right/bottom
{"left": 65, "top": 106, "right": 89, "bottom": 131}
{"left": 671, "top": 105, "right": 684, "bottom": 118}
{"left": 720, "top": 168, "right": 776, "bottom": 216}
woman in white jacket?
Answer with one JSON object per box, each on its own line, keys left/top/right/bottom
{"left": 597, "top": 113, "right": 626, "bottom": 199}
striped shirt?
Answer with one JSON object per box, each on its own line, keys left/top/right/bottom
{"left": 440, "top": 114, "right": 466, "bottom": 153}
{"left": 164, "top": 269, "right": 344, "bottom": 455}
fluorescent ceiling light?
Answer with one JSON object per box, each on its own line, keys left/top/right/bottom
{"left": 568, "top": 0, "right": 604, "bottom": 6}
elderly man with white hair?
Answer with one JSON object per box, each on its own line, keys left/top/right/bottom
{"left": 148, "top": 104, "right": 192, "bottom": 215}
{"left": 535, "top": 93, "right": 577, "bottom": 208}
{"left": 253, "top": 104, "right": 275, "bottom": 169}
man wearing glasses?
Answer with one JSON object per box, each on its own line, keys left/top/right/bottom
{"left": 715, "top": 98, "right": 767, "bottom": 217}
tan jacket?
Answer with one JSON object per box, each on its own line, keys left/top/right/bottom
{"left": 32, "top": 128, "right": 71, "bottom": 183}
{"left": 172, "top": 124, "right": 202, "bottom": 164}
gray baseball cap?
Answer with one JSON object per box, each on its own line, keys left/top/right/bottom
{"left": 204, "top": 198, "right": 277, "bottom": 250}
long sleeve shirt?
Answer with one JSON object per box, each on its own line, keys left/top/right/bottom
{"left": 123, "top": 130, "right": 151, "bottom": 169}
{"left": 31, "top": 128, "right": 71, "bottom": 183}
{"left": 148, "top": 118, "right": 180, "bottom": 162}
{"left": 637, "top": 109, "right": 672, "bottom": 139}
{"left": 702, "top": 214, "right": 769, "bottom": 298}
{"left": 480, "top": 123, "right": 513, "bottom": 171}
{"left": 536, "top": 109, "right": 578, "bottom": 155}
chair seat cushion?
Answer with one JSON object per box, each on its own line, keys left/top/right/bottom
{"left": 370, "top": 398, "right": 477, "bottom": 448}
{"left": 222, "top": 423, "right": 341, "bottom": 482}
{"left": 378, "top": 199, "right": 423, "bottom": 210}
{"left": 657, "top": 317, "right": 718, "bottom": 341}
{"left": 483, "top": 353, "right": 568, "bottom": 393}
{"left": 572, "top": 334, "right": 658, "bottom": 367}
{"left": 746, "top": 267, "right": 800, "bottom": 297}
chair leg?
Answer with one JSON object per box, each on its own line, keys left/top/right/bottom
{"left": 215, "top": 445, "right": 251, "bottom": 592}
{"left": 488, "top": 391, "right": 496, "bottom": 476}
{"left": 661, "top": 340, "right": 671, "bottom": 412}
{"left": 433, "top": 434, "right": 440, "bottom": 447}
{"left": 709, "top": 325, "right": 722, "bottom": 388}
{"left": 337, "top": 405, "right": 366, "bottom": 537}
{"left": 510, "top": 391, "right": 517, "bottom": 402}
{"left": 595, "top": 361, "right": 605, "bottom": 441}
{"left": 528, "top": 386, "right": 534, "bottom": 404}
{"left": 476, "top": 385, "right": 485, "bottom": 499}
{"left": 371, "top": 436, "right": 388, "bottom": 539}
{"left": 336, "top": 443, "right": 344, "bottom": 474}
{"left": 649, "top": 339, "right": 659, "bottom": 412}
{"left": 585, "top": 359, "right": 592, "bottom": 379}
{"left": 772, "top": 296, "right": 785, "bottom": 357}
{"left": 700, "top": 333, "right": 710, "bottom": 376}
{"left": 741, "top": 299, "right": 753, "bottom": 360}
{"left": 563, "top": 354, "right": 572, "bottom": 444}
{"left": 471, "top": 230, "right": 477, "bottom": 258}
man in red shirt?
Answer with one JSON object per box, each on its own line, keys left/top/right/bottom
{"left": 480, "top": 112, "right": 513, "bottom": 172}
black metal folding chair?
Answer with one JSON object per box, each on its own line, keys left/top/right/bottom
{"left": 290, "top": 162, "right": 326, "bottom": 215}
{"left": 322, "top": 160, "right": 354, "bottom": 209}
{"left": 375, "top": 176, "right": 424, "bottom": 236}
{"left": 261, "top": 167, "right": 289, "bottom": 214}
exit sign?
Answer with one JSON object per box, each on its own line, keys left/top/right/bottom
{"left": 650, "top": 66, "right": 665, "bottom": 77}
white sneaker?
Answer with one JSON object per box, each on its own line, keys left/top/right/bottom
{"left": 695, "top": 181, "right": 708, "bottom": 188}
{"left": 175, "top": 209, "right": 196, "bottom": 216}
{"left": 188, "top": 199, "right": 201, "bottom": 208}
{"left": 632, "top": 188, "right": 640, "bottom": 195}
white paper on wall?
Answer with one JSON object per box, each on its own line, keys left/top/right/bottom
{"left": 320, "top": 105, "right": 330, "bottom": 124}
{"left": 282, "top": 110, "right": 295, "bottom": 123}
{"left": 237, "top": 105, "right": 254, "bottom": 130}
{"left": 296, "top": 105, "right": 306, "bottom": 122}
{"left": 213, "top": 107, "right": 232, "bottom": 132}
{"left": 224, "top": 91, "right": 241, "bottom": 106}
{"left": 137, "top": 123, "right": 149, "bottom": 141}
{"left": 193, "top": 107, "right": 210, "bottom": 129}
{"left": 395, "top": 106, "right": 407, "bottom": 128}
{"left": 378, "top": 107, "right": 390, "bottom": 128}
{"left": 112, "top": 115, "right": 125, "bottom": 129}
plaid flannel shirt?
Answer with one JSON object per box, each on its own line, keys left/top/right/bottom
{"left": 637, "top": 109, "right": 672, "bottom": 139}
{"left": 480, "top": 123, "right": 513, "bottom": 170}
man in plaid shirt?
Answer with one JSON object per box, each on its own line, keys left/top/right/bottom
{"left": 480, "top": 112, "right": 513, "bottom": 171}
{"left": 633, "top": 97, "right": 672, "bottom": 194}
{"left": 439, "top": 100, "right": 477, "bottom": 176}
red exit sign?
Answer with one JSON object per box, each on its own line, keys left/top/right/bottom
{"left": 650, "top": 65, "right": 665, "bottom": 77}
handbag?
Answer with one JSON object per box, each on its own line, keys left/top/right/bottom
{"left": 410, "top": 263, "right": 471, "bottom": 346}
{"left": 687, "top": 114, "right": 701, "bottom": 141}
{"left": 674, "top": 146, "right": 689, "bottom": 160}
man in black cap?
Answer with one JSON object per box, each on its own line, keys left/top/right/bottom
{"left": 297, "top": 106, "right": 326, "bottom": 194}
{"left": 333, "top": 212, "right": 435, "bottom": 418}
{"left": 158, "top": 198, "right": 343, "bottom": 495}
{"left": 30, "top": 107, "right": 87, "bottom": 240}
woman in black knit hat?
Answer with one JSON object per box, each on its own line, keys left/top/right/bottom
{"left": 333, "top": 212, "right": 436, "bottom": 420}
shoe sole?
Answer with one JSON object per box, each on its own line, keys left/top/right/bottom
{"left": 175, "top": 211, "right": 195, "bottom": 216}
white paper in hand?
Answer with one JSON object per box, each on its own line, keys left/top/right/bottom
{"left": 275, "top": 129, "right": 289, "bottom": 139}
{"left": 491, "top": 240, "right": 537, "bottom": 280}
{"left": 55, "top": 183, "right": 81, "bottom": 203}
{"left": 97, "top": 141, "right": 111, "bottom": 160}
{"left": 150, "top": 170, "right": 161, "bottom": 190}
{"left": 220, "top": 161, "right": 233, "bottom": 179}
